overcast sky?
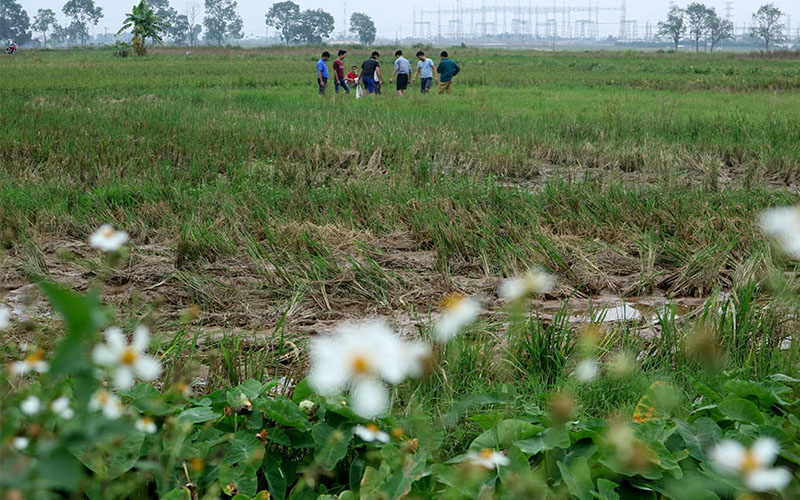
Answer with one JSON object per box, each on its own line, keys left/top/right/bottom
{"left": 18, "top": 0, "right": 800, "bottom": 40}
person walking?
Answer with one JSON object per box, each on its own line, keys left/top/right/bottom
{"left": 317, "top": 51, "right": 331, "bottom": 96}
{"left": 358, "top": 51, "right": 382, "bottom": 96}
{"left": 388, "top": 50, "right": 412, "bottom": 96}
{"left": 436, "top": 51, "right": 460, "bottom": 95}
{"left": 333, "top": 50, "right": 350, "bottom": 95}
{"left": 412, "top": 51, "right": 437, "bottom": 94}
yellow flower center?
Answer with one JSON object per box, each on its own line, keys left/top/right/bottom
{"left": 392, "top": 428, "right": 405, "bottom": 440}
{"left": 103, "top": 228, "right": 114, "bottom": 238}
{"left": 350, "top": 354, "right": 371, "bottom": 375}
{"left": 96, "top": 391, "right": 109, "bottom": 404}
{"left": 480, "top": 449, "right": 494, "bottom": 459}
{"left": 141, "top": 417, "right": 153, "bottom": 425}
{"left": 741, "top": 450, "right": 759, "bottom": 474}
{"left": 442, "top": 292, "right": 465, "bottom": 312}
{"left": 366, "top": 423, "right": 380, "bottom": 433}
{"left": 121, "top": 348, "right": 138, "bottom": 366}
{"left": 189, "top": 457, "right": 204, "bottom": 472}
{"left": 25, "top": 348, "right": 45, "bottom": 363}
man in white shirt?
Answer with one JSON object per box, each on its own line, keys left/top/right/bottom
{"left": 412, "top": 51, "right": 437, "bottom": 94}
{"left": 389, "top": 50, "right": 412, "bottom": 96}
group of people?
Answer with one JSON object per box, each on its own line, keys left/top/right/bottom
{"left": 5, "top": 40, "right": 18, "bottom": 55}
{"left": 316, "top": 49, "right": 460, "bottom": 97}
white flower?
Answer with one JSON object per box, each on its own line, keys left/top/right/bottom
{"left": 89, "top": 224, "right": 129, "bottom": 252}
{"left": 13, "top": 437, "right": 29, "bottom": 451}
{"left": 465, "top": 449, "right": 510, "bottom": 470}
{"left": 10, "top": 346, "right": 49, "bottom": 377}
{"left": 20, "top": 396, "right": 41, "bottom": 416}
{"left": 499, "top": 269, "right": 556, "bottom": 301}
{"left": 401, "top": 341, "right": 432, "bottom": 379}
{"left": 89, "top": 389, "right": 124, "bottom": 419}
{"left": 760, "top": 207, "right": 800, "bottom": 259}
{"left": 575, "top": 359, "right": 600, "bottom": 383}
{"left": 355, "top": 424, "right": 390, "bottom": 443}
{"left": 51, "top": 396, "right": 74, "bottom": 420}
{"left": 308, "top": 320, "right": 409, "bottom": 419}
{"left": 135, "top": 417, "right": 157, "bottom": 434}
{"left": 711, "top": 438, "right": 792, "bottom": 492}
{"left": 0, "top": 306, "right": 10, "bottom": 330}
{"left": 433, "top": 293, "right": 480, "bottom": 344}
{"left": 92, "top": 326, "right": 162, "bottom": 389}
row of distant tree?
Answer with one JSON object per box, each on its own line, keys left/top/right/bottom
{"left": 0, "top": 0, "right": 379, "bottom": 48}
{"left": 658, "top": 2, "right": 788, "bottom": 52}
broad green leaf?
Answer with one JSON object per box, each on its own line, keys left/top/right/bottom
{"left": 226, "top": 431, "right": 266, "bottom": 467}
{"left": 263, "top": 453, "right": 288, "bottom": 500}
{"left": 35, "top": 447, "right": 82, "bottom": 491}
{"left": 178, "top": 406, "right": 221, "bottom": 424}
{"left": 595, "top": 479, "right": 620, "bottom": 500}
{"left": 676, "top": 418, "right": 721, "bottom": 461}
{"left": 469, "top": 419, "right": 544, "bottom": 452}
{"left": 292, "top": 378, "right": 314, "bottom": 404}
{"left": 723, "top": 380, "right": 779, "bottom": 407}
{"left": 718, "top": 398, "right": 764, "bottom": 424}
{"left": 236, "top": 379, "right": 268, "bottom": 400}
{"left": 219, "top": 463, "right": 259, "bottom": 498}
{"left": 161, "top": 489, "right": 192, "bottom": 500}
{"left": 557, "top": 457, "right": 593, "bottom": 500}
{"left": 312, "top": 423, "right": 354, "bottom": 471}
{"left": 70, "top": 431, "right": 144, "bottom": 480}
{"left": 515, "top": 424, "right": 571, "bottom": 455}
{"left": 375, "top": 451, "right": 427, "bottom": 500}
{"left": 262, "top": 397, "right": 312, "bottom": 431}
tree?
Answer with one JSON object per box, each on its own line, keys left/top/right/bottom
{"left": 185, "top": 2, "right": 202, "bottom": 47}
{"left": 118, "top": 0, "right": 166, "bottom": 56}
{"left": 168, "top": 14, "right": 190, "bottom": 44}
{"left": 203, "top": 0, "right": 243, "bottom": 45}
{"left": 685, "top": 3, "right": 712, "bottom": 52}
{"left": 293, "top": 9, "right": 334, "bottom": 44}
{"left": 0, "top": 0, "right": 32, "bottom": 45}
{"left": 32, "top": 8, "right": 58, "bottom": 46}
{"left": 349, "top": 12, "right": 376, "bottom": 45}
{"left": 751, "top": 3, "right": 785, "bottom": 51}
{"left": 707, "top": 10, "right": 733, "bottom": 52}
{"left": 62, "top": 0, "right": 103, "bottom": 47}
{"left": 657, "top": 5, "right": 686, "bottom": 51}
{"left": 265, "top": 1, "right": 300, "bottom": 43}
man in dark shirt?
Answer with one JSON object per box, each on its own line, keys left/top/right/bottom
{"left": 436, "top": 51, "right": 461, "bottom": 95}
{"left": 358, "top": 51, "right": 382, "bottom": 96}
{"left": 333, "top": 50, "right": 349, "bottom": 95}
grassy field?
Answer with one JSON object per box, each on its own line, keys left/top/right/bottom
{"left": 2, "top": 47, "right": 800, "bottom": 499}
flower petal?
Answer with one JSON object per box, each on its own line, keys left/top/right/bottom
{"left": 112, "top": 367, "right": 135, "bottom": 389}
{"left": 134, "top": 356, "right": 162, "bottom": 381}
{"left": 751, "top": 437, "right": 780, "bottom": 467}
{"left": 351, "top": 378, "right": 389, "bottom": 419}
{"left": 711, "top": 440, "right": 746, "bottom": 472}
{"left": 104, "top": 327, "right": 127, "bottom": 353}
{"left": 746, "top": 467, "right": 792, "bottom": 492}
{"left": 92, "top": 344, "right": 117, "bottom": 366}
{"left": 132, "top": 325, "right": 151, "bottom": 352}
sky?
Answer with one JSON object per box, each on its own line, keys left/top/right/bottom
{"left": 17, "top": 0, "right": 800, "bottom": 40}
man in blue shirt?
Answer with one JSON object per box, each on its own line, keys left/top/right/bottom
{"left": 389, "top": 50, "right": 412, "bottom": 96}
{"left": 412, "top": 51, "right": 437, "bottom": 94}
{"left": 317, "top": 51, "right": 331, "bottom": 96}
{"left": 436, "top": 51, "right": 460, "bottom": 95}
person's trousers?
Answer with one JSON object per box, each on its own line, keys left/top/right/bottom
{"left": 318, "top": 77, "right": 328, "bottom": 95}
{"left": 334, "top": 78, "right": 350, "bottom": 94}
{"left": 437, "top": 80, "right": 453, "bottom": 94}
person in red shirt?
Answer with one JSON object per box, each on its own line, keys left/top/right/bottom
{"left": 332, "top": 50, "right": 349, "bottom": 95}
{"left": 345, "top": 66, "right": 359, "bottom": 86}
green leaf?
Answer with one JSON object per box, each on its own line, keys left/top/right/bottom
{"left": 35, "top": 447, "right": 83, "bottom": 491}
{"left": 469, "top": 419, "right": 544, "bottom": 452}
{"left": 375, "top": 451, "right": 427, "bottom": 500}
{"left": 161, "top": 488, "right": 192, "bottom": 500}
{"left": 262, "top": 397, "right": 312, "bottom": 431}
{"left": 312, "top": 423, "right": 354, "bottom": 471}
{"left": 70, "top": 431, "right": 144, "bottom": 480}
{"left": 236, "top": 379, "right": 268, "bottom": 400}
{"left": 292, "top": 378, "right": 314, "bottom": 404}
{"left": 226, "top": 431, "right": 266, "bottom": 467}
{"left": 557, "top": 457, "right": 594, "bottom": 500}
{"left": 178, "top": 406, "right": 221, "bottom": 424}
{"left": 219, "top": 463, "right": 259, "bottom": 498}
{"left": 723, "top": 380, "right": 780, "bottom": 407}
{"left": 515, "top": 424, "right": 571, "bottom": 455}
{"left": 263, "top": 453, "right": 287, "bottom": 500}
{"left": 595, "top": 479, "right": 620, "bottom": 500}
{"left": 718, "top": 398, "right": 764, "bottom": 424}
{"left": 676, "top": 418, "right": 721, "bottom": 461}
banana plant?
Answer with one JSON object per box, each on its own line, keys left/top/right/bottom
{"left": 117, "top": 1, "right": 166, "bottom": 56}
